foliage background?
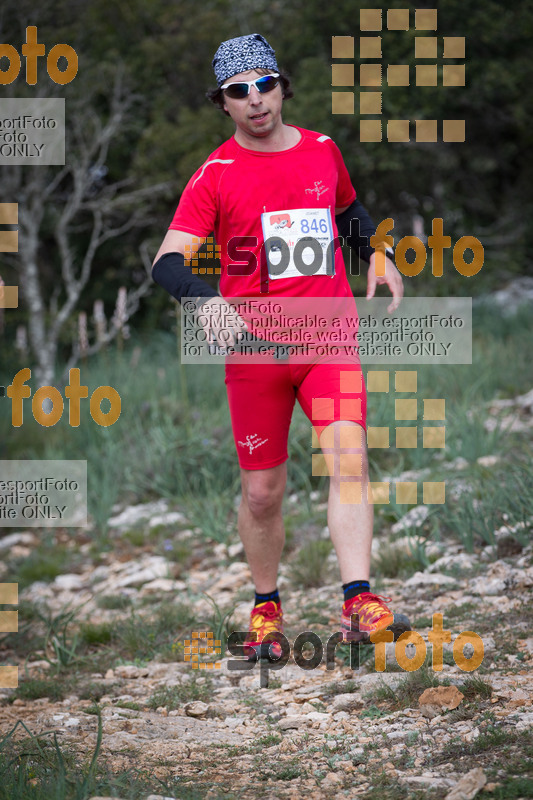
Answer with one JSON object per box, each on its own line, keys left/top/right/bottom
{"left": 0, "top": 0, "right": 531, "bottom": 468}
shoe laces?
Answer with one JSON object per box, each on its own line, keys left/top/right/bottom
{"left": 249, "top": 601, "right": 282, "bottom": 633}
{"left": 347, "top": 592, "right": 392, "bottom": 618}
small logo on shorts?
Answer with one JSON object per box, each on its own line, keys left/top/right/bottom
{"left": 238, "top": 433, "right": 269, "bottom": 454}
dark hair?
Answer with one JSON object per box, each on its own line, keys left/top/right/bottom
{"left": 206, "top": 68, "right": 293, "bottom": 116}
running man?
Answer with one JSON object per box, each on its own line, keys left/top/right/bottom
{"left": 152, "top": 33, "right": 411, "bottom": 658}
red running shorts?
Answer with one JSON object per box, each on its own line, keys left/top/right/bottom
{"left": 224, "top": 356, "right": 367, "bottom": 470}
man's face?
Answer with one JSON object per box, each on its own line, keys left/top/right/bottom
{"left": 222, "top": 69, "right": 283, "bottom": 140}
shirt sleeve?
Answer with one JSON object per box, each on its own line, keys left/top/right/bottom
{"left": 168, "top": 159, "right": 219, "bottom": 237}
{"left": 326, "top": 138, "right": 357, "bottom": 208}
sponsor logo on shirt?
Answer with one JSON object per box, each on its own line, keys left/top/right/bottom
{"left": 305, "top": 180, "right": 329, "bottom": 200}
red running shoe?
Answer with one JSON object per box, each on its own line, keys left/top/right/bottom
{"left": 341, "top": 592, "right": 411, "bottom": 643}
{"left": 243, "top": 600, "right": 284, "bottom": 660}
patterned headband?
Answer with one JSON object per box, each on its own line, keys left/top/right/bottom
{"left": 212, "top": 33, "right": 279, "bottom": 87}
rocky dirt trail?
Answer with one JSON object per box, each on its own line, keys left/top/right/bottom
{"left": 1, "top": 490, "right": 532, "bottom": 800}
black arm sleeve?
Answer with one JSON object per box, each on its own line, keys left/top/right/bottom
{"left": 335, "top": 199, "right": 377, "bottom": 264}
{"left": 152, "top": 251, "right": 219, "bottom": 307}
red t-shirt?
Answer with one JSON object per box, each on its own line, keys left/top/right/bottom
{"left": 169, "top": 125, "right": 357, "bottom": 302}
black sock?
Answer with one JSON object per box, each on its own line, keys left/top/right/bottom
{"left": 342, "top": 580, "right": 370, "bottom": 602}
{"left": 254, "top": 588, "right": 280, "bottom": 606}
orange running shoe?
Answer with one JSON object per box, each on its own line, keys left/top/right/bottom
{"left": 243, "top": 600, "right": 284, "bottom": 660}
{"left": 341, "top": 592, "right": 411, "bottom": 643}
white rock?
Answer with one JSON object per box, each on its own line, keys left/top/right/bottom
{"left": 306, "top": 711, "right": 330, "bottom": 722}
{"left": 88, "top": 797, "right": 129, "bottom": 800}
{"left": 476, "top": 455, "right": 499, "bottom": 467}
{"left": 391, "top": 505, "right": 429, "bottom": 534}
{"left": 114, "top": 665, "right": 149, "bottom": 679}
{"left": 146, "top": 795, "right": 176, "bottom": 800}
{"left": 279, "top": 715, "right": 304, "bottom": 730}
{"left": 0, "top": 532, "right": 36, "bottom": 551}
{"left": 350, "top": 747, "right": 365, "bottom": 762}
{"left": 114, "top": 556, "right": 171, "bottom": 588}
{"left": 148, "top": 512, "right": 186, "bottom": 528}
{"left": 386, "top": 729, "right": 409, "bottom": 740}
{"left": 404, "top": 571, "right": 456, "bottom": 587}
{"left": 402, "top": 776, "right": 455, "bottom": 789}
{"left": 443, "top": 457, "right": 469, "bottom": 471}
{"left": 227, "top": 561, "right": 251, "bottom": 575}
{"left": 482, "top": 277, "right": 533, "bottom": 315}
{"left": 515, "top": 387, "right": 533, "bottom": 411}
{"left": 429, "top": 554, "right": 475, "bottom": 573}
{"left": 445, "top": 767, "right": 487, "bottom": 800}
{"left": 52, "top": 574, "right": 85, "bottom": 591}
{"left": 213, "top": 543, "right": 227, "bottom": 559}
{"left": 515, "top": 711, "right": 533, "bottom": 731}
{"left": 470, "top": 578, "right": 507, "bottom": 596}
{"left": 184, "top": 701, "right": 209, "bottom": 718}
{"left": 146, "top": 795, "right": 177, "bottom": 800}
{"left": 27, "top": 660, "right": 51, "bottom": 671}
{"left": 332, "top": 693, "right": 363, "bottom": 712}
{"left": 107, "top": 500, "right": 169, "bottom": 528}
{"left": 224, "top": 716, "right": 245, "bottom": 729}
{"left": 227, "top": 542, "right": 244, "bottom": 558}
{"left": 321, "top": 771, "right": 342, "bottom": 788}
{"left": 139, "top": 578, "right": 187, "bottom": 595}
{"left": 333, "top": 711, "right": 350, "bottom": 721}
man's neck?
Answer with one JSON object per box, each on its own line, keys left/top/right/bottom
{"left": 234, "top": 123, "right": 301, "bottom": 152}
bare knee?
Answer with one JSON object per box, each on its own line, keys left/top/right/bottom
{"left": 320, "top": 422, "right": 369, "bottom": 483}
{"left": 241, "top": 466, "right": 286, "bottom": 520}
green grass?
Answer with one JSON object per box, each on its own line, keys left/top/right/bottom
{"left": 360, "top": 704, "right": 387, "bottom": 719}
{"left": 0, "top": 713, "right": 196, "bottom": 800}
{"left": 256, "top": 756, "right": 303, "bottom": 782}
{"left": 147, "top": 674, "right": 213, "bottom": 709}
{"left": 10, "top": 677, "right": 71, "bottom": 703}
{"left": 77, "top": 682, "right": 109, "bottom": 702}
{"left": 323, "top": 678, "right": 358, "bottom": 696}
{"left": 459, "top": 674, "right": 493, "bottom": 701}
{"left": 95, "top": 594, "right": 133, "bottom": 610}
{"left": 288, "top": 539, "right": 334, "bottom": 588}
{"left": 113, "top": 601, "right": 197, "bottom": 662}
{"left": 372, "top": 539, "right": 428, "bottom": 578}
{"left": 492, "top": 778, "right": 533, "bottom": 799}
{"left": 432, "top": 459, "right": 533, "bottom": 552}
{"left": 79, "top": 621, "right": 113, "bottom": 646}
{"left": 434, "top": 727, "right": 530, "bottom": 765}
{"left": 1, "top": 308, "right": 532, "bottom": 561}
{"left": 6, "top": 540, "right": 73, "bottom": 590}
{"left": 364, "top": 660, "right": 445, "bottom": 710}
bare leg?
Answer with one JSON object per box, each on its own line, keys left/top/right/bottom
{"left": 237, "top": 463, "right": 287, "bottom": 593}
{"left": 319, "top": 421, "right": 373, "bottom": 583}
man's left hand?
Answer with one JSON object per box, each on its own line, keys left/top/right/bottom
{"left": 366, "top": 252, "right": 404, "bottom": 313}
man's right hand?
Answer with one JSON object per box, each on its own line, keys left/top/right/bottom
{"left": 196, "top": 296, "right": 248, "bottom": 348}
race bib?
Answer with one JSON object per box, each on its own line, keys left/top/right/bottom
{"left": 261, "top": 207, "right": 335, "bottom": 280}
